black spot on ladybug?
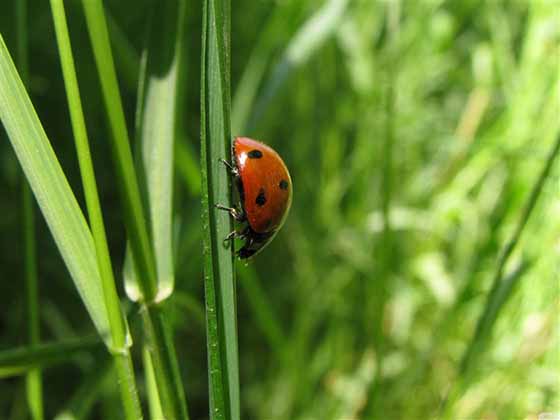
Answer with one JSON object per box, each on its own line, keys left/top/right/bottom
{"left": 248, "top": 149, "right": 263, "bottom": 159}
{"left": 279, "top": 179, "right": 289, "bottom": 190}
{"left": 255, "top": 188, "right": 267, "bottom": 206}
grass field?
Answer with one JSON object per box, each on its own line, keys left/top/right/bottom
{"left": 0, "top": 0, "right": 558, "bottom": 419}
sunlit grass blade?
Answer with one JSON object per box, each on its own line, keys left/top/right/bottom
{"left": 80, "top": 2, "right": 189, "bottom": 417}
{"left": 0, "top": 35, "right": 111, "bottom": 346}
{"left": 49, "top": 1, "right": 141, "bottom": 417}
{"left": 80, "top": 0, "right": 157, "bottom": 301}
{"left": 246, "top": 0, "right": 349, "bottom": 131}
{"left": 0, "top": 337, "right": 101, "bottom": 378}
{"left": 201, "top": 0, "right": 240, "bottom": 418}
{"left": 127, "top": 0, "right": 187, "bottom": 302}
{"left": 143, "top": 347, "right": 164, "bottom": 419}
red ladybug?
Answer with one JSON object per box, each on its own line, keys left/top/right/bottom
{"left": 217, "top": 136, "right": 292, "bottom": 259}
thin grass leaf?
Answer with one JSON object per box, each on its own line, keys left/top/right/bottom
{"left": 201, "top": 0, "right": 240, "bottom": 418}
{"left": 0, "top": 35, "right": 112, "bottom": 346}
{"left": 16, "top": 0, "right": 44, "bottom": 418}
{"left": 79, "top": 2, "right": 189, "bottom": 417}
{"left": 80, "top": 0, "right": 158, "bottom": 301}
{"left": 0, "top": 337, "right": 101, "bottom": 378}
{"left": 143, "top": 347, "right": 164, "bottom": 419}
{"left": 441, "top": 133, "right": 560, "bottom": 418}
{"left": 49, "top": 2, "right": 141, "bottom": 416}
{"left": 460, "top": 133, "right": 560, "bottom": 374}
{"left": 126, "top": 0, "right": 187, "bottom": 302}
{"left": 246, "top": 0, "right": 349, "bottom": 132}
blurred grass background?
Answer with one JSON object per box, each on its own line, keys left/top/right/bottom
{"left": 1, "top": 0, "right": 559, "bottom": 419}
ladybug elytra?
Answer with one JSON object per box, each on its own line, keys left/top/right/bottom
{"left": 216, "top": 136, "right": 292, "bottom": 259}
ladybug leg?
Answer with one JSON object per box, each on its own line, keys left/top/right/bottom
{"left": 219, "top": 158, "right": 238, "bottom": 176}
{"left": 215, "top": 204, "right": 246, "bottom": 222}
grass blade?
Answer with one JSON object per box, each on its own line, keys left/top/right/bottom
{"left": 201, "top": 0, "right": 240, "bottom": 418}
{"left": 0, "top": 337, "right": 101, "bottom": 378}
{"left": 0, "top": 35, "right": 111, "bottom": 347}
{"left": 127, "top": 0, "right": 187, "bottom": 302}
{"left": 49, "top": 1, "right": 142, "bottom": 417}
{"left": 15, "top": 0, "right": 44, "bottom": 418}
{"left": 80, "top": 2, "right": 189, "bottom": 417}
{"left": 460, "top": 133, "right": 560, "bottom": 374}
{"left": 441, "top": 133, "right": 560, "bottom": 417}
{"left": 80, "top": 0, "right": 158, "bottom": 301}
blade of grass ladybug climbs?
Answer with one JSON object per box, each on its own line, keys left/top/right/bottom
{"left": 201, "top": 0, "right": 240, "bottom": 418}
{"left": 79, "top": 1, "right": 189, "bottom": 418}
{"left": 0, "top": 34, "right": 113, "bottom": 358}
{"left": 49, "top": 1, "right": 142, "bottom": 418}
{"left": 246, "top": 0, "right": 349, "bottom": 132}
{"left": 15, "top": 0, "right": 44, "bottom": 418}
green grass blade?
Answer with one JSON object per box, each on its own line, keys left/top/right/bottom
{"left": 80, "top": 0, "right": 158, "bottom": 302}
{"left": 79, "top": 4, "right": 189, "bottom": 416}
{"left": 49, "top": 2, "right": 141, "bottom": 417}
{"left": 201, "top": 0, "right": 239, "bottom": 418}
{"left": 127, "top": 0, "right": 187, "bottom": 301}
{"left": 460, "top": 133, "right": 560, "bottom": 374}
{"left": 0, "top": 337, "right": 101, "bottom": 378}
{"left": 0, "top": 35, "right": 111, "bottom": 346}
{"left": 143, "top": 346, "right": 164, "bottom": 419}
{"left": 16, "top": 0, "right": 44, "bottom": 418}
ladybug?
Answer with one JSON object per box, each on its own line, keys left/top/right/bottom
{"left": 216, "top": 136, "right": 292, "bottom": 259}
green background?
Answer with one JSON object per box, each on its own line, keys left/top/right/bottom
{"left": 1, "top": 0, "right": 558, "bottom": 419}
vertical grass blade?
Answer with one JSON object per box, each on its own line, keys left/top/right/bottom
{"left": 201, "top": 0, "right": 240, "bottom": 418}
{"left": 79, "top": 1, "right": 189, "bottom": 417}
{"left": 49, "top": 2, "right": 142, "bottom": 417}
{"left": 0, "top": 34, "right": 112, "bottom": 348}
{"left": 15, "top": 0, "right": 44, "bottom": 418}
{"left": 126, "top": 0, "right": 186, "bottom": 302}
{"left": 80, "top": 0, "right": 158, "bottom": 301}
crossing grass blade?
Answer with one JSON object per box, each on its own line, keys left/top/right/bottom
{"left": 0, "top": 337, "right": 101, "bottom": 378}
{"left": 201, "top": 0, "right": 240, "bottom": 418}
